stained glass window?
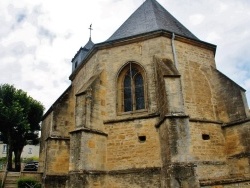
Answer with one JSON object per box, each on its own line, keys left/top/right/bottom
{"left": 135, "top": 74, "right": 145, "bottom": 110}
{"left": 124, "top": 75, "right": 132, "bottom": 112}
{"left": 122, "top": 64, "right": 145, "bottom": 112}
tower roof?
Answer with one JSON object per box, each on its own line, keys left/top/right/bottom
{"left": 79, "top": 37, "right": 94, "bottom": 62}
{"left": 107, "top": 0, "right": 198, "bottom": 42}
{"left": 83, "top": 37, "right": 94, "bottom": 51}
{"left": 71, "top": 37, "right": 94, "bottom": 63}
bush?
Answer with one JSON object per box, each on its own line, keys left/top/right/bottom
{"left": 17, "top": 178, "right": 41, "bottom": 188}
{"left": 0, "top": 157, "right": 7, "bottom": 163}
{"left": 22, "top": 157, "right": 39, "bottom": 163}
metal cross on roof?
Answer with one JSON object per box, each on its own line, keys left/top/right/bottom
{"left": 89, "top": 24, "right": 93, "bottom": 39}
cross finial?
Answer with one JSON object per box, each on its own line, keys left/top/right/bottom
{"left": 88, "top": 24, "right": 93, "bottom": 39}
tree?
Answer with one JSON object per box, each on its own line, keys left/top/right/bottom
{"left": 0, "top": 84, "right": 44, "bottom": 171}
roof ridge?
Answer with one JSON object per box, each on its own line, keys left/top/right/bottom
{"left": 107, "top": 0, "right": 198, "bottom": 42}
{"left": 150, "top": 0, "right": 161, "bottom": 29}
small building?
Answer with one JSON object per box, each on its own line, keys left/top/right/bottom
{"left": 0, "top": 143, "right": 39, "bottom": 170}
{"left": 0, "top": 143, "right": 39, "bottom": 159}
{"left": 39, "top": 0, "right": 250, "bottom": 187}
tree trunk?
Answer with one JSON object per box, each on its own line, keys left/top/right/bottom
{"left": 7, "top": 133, "right": 13, "bottom": 171}
{"left": 14, "top": 146, "right": 23, "bottom": 172}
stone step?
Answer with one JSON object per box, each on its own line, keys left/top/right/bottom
{"left": 6, "top": 172, "right": 20, "bottom": 176}
{"left": 4, "top": 183, "right": 17, "bottom": 188}
{"left": 6, "top": 176, "right": 19, "bottom": 180}
{"left": 4, "top": 172, "right": 20, "bottom": 188}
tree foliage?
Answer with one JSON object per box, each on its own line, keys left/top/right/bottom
{"left": 0, "top": 84, "right": 44, "bottom": 171}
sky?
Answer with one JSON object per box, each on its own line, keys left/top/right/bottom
{"left": 0, "top": 0, "right": 250, "bottom": 111}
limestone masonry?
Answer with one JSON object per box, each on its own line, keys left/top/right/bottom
{"left": 39, "top": 0, "right": 250, "bottom": 187}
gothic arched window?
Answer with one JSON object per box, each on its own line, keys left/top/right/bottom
{"left": 117, "top": 62, "right": 146, "bottom": 113}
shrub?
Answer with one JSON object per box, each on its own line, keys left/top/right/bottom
{"left": 0, "top": 157, "right": 7, "bottom": 163}
{"left": 17, "top": 178, "right": 41, "bottom": 188}
{"left": 22, "top": 157, "right": 39, "bottom": 163}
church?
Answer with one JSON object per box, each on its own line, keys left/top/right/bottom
{"left": 39, "top": 0, "right": 250, "bottom": 187}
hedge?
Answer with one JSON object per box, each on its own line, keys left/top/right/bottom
{"left": 17, "top": 178, "right": 41, "bottom": 188}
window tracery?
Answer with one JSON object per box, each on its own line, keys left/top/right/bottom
{"left": 117, "top": 62, "right": 146, "bottom": 113}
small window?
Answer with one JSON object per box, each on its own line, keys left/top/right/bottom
{"left": 138, "top": 136, "right": 146, "bottom": 142}
{"left": 2, "top": 144, "right": 7, "bottom": 154}
{"left": 202, "top": 134, "right": 210, "bottom": 140}
{"left": 75, "top": 61, "right": 78, "bottom": 69}
{"left": 28, "top": 148, "right": 32, "bottom": 154}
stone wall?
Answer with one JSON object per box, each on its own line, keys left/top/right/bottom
{"left": 175, "top": 40, "right": 248, "bottom": 123}
{"left": 176, "top": 40, "right": 217, "bottom": 121}
{"left": 73, "top": 37, "right": 174, "bottom": 122}
{"left": 190, "top": 122, "right": 226, "bottom": 162}
{"left": 212, "top": 70, "right": 247, "bottom": 122}
{"left": 69, "top": 131, "right": 107, "bottom": 171}
{"left": 44, "top": 175, "right": 68, "bottom": 188}
{"left": 158, "top": 117, "right": 200, "bottom": 187}
{"left": 45, "top": 139, "right": 70, "bottom": 174}
{"left": 39, "top": 87, "right": 74, "bottom": 179}
{"left": 196, "top": 163, "right": 229, "bottom": 181}
{"left": 105, "top": 117, "right": 161, "bottom": 170}
{"left": 51, "top": 87, "right": 75, "bottom": 136}
{"left": 105, "top": 169, "right": 161, "bottom": 188}
{"left": 67, "top": 169, "right": 161, "bottom": 188}
{"left": 39, "top": 112, "right": 52, "bottom": 172}
{"left": 224, "top": 120, "right": 250, "bottom": 177}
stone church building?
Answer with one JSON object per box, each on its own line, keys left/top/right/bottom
{"left": 39, "top": 0, "right": 250, "bottom": 187}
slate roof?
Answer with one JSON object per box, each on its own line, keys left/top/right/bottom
{"left": 80, "top": 37, "right": 94, "bottom": 60}
{"left": 107, "top": 0, "right": 198, "bottom": 42}
{"left": 72, "top": 37, "right": 94, "bottom": 62}
{"left": 83, "top": 37, "right": 94, "bottom": 50}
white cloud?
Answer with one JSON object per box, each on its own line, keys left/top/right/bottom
{"left": 0, "top": 0, "right": 250, "bottom": 111}
{"left": 189, "top": 14, "right": 204, "bottom": 26}
{"left": 206, "top": 32, "right": 221, "bottom": 42}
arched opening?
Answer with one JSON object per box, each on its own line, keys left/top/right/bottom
{"left": 117, "top": 62, "right": 147, "bottom": 113}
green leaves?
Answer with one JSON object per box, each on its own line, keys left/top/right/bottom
{"left": 0, "top": 84, "right": 44, "bottom": 134}
{"left": 0, "top": 84, "right": 44, "bottom": 171}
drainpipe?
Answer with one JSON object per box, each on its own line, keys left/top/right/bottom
{"left": 171, "top": 33, "right": 178, "bottom": 69}
{"left": 171, "top": 32, "right": 186, "bottom": 114}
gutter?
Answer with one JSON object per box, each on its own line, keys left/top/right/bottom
{"left": 171, "top": 33, "right": 178, "bottom": 69}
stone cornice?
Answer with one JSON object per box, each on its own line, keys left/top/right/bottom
{"left": 190, "top": 118, "right": 223, "bottom": 125}
{"left": 155, "top": 113, "right": 189, "bottom": 128}
{"left": 69, "top": 167, "right": 161, "bottom": 175}
{"left": 200, "top": 177, "right": 250, "bottom": 186}
{"left": 104, "top": 113, "right": 159, "bottom": 124}
{"left": 45, "top": 136, "right": 70, "bottom": 141}
{"left": 69, "top": 127, "right": 108, "bottom": 137}
{"left": 222, "top": 117, "right": 250, "bottom": 128}
{"left": 228, "top": 152, "right": 250, "bottom": 159}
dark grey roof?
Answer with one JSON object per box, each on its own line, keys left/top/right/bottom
{"left": 80, "top": 37, "right": 94, "bottom": 60}
{"left": 107, "top": 0, "right": 198, "bottom": 42}
{"left": 72, "top": 37, "right": 94, "bottom": 63}
{"left": 83, "top": 37, "right": 94, "bottom": 50}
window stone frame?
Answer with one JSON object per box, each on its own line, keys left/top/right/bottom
{"left": 116, "top": 61, "right": 148, "bottom": 115}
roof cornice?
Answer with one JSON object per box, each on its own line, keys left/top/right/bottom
{"left": 69, "top": 30, "right": 216, "bottom": 80}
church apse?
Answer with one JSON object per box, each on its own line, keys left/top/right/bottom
{"left": 39, "top": 0, "right": 250, "bottom": 187}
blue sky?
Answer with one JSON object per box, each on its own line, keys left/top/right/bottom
{"left": 0, "top": 0, "right": 250, "bottom": 110}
